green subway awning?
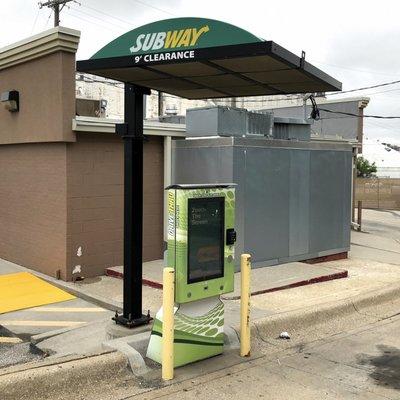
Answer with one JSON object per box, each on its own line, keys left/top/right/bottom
{"left": 77, "top": 18, "right": 341, "bottom": 99}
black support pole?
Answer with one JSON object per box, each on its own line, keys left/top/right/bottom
{"left": 114, "top": 83, "right": 152, "bottom": 328}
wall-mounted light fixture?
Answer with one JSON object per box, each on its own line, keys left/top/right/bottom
{"left": 1, "top": 90, "right": 19, "bottom": 112}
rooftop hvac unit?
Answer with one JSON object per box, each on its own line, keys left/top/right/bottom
{"left": 272, "top": 117, "right": 311, "bottom": 141}
{"left": 186, "top": 106, "right": 247, "bottom": 137}
{"left": 186, "top": 106, "right": 274, "bottom": 137}
{"left": 165, "top": 103, "right": 178, "bottom": 115}
{"left": 246, "top": 111, "right": 273, "bottom": 137}
{"left": 159, "top": 115, "right": 186, "bottom": 124}
{"left": 76, "top": 98, "right": 107, "bottom": 117}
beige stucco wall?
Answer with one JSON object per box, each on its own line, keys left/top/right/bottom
{"left": 66, "top": 133, "right": 164, "bottom": 280}
{"left": 0, "top": 51, "right": 76, "bottom": 144}
{"left": 0, "top": 143, "right": 68, "bottom": 278}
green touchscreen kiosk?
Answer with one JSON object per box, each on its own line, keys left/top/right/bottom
{"left": 147, "top": 184, "right": 236, "bottom": 367}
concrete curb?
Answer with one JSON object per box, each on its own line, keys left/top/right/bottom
{"left": 105, "top": 267, "right": 163, "bottom": 289}
{"left": 30, "top": 326, "right": 77, "bottom": 345}
{"left": 100, "top": 326, "right": 241, "bottom": 379}
{"left": 224, "top": 325, "right": 241, "bottom": 349}
{"left": 42, "top": 279, "right": 123, "bottom": 313}
{"left": 223, "top": 269, "right": 348, "bottom": 300}
{"left": 0, "top": 351, "right": 128, "bottom": 400}
{"left": 251, "top": 283, "right": 400, "bottom": 340}
{"left": 102, "top": 333, "right": 150, "bottom": 376}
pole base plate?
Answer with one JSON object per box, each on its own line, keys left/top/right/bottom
{"left": 112, "top": 312, "right": 152, "bottom": 328}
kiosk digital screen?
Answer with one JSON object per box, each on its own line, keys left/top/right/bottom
{"left": 187, "top": 197, "right": 224, "bottom": 284}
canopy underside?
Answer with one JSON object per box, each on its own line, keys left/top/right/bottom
{"left": 77, "top": 41, "right": 341, "bottom": 100}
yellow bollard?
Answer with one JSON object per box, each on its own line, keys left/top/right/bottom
{"left": 240, "top": 254, "right": 251, "bottom": 357}
{"left": 162, "top": 267, "right": 175, "bottom": 380}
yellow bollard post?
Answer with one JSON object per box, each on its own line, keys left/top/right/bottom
{"left": 162, "top": 267, "right": 174, "bottom": 380}
{"left": 240, "top": 254, "right": 251, "bottom": 357}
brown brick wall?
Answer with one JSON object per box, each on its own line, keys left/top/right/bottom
{"left": 66, "top": 133, "right": 164, "bottom": 280}
{"left": 0, "top": 143, "right": 67, "bottom": 278}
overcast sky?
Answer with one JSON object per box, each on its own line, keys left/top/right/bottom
{"left": 2, "top": 0, "right": 400, "bottom": 162}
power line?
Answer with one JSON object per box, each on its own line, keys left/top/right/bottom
{"left": 358, "top": 88, "right": 400, "bottom": 97}
{"left": 312, "top": 60, "right": 400, "bottom": 78}
{"left": 30, "top": 9, "right": 40, "bottom": 34}
{"left": 69, "top": 5, "right": 128, "bottom": 31}
{"left": 324, "top": 79, "right": 400, "bottom": 96}
{"left": 65, "top": 10, "right": 123, "bottom": 33}
{"left": 80, "top": 3, "right": 133, "bottom": 27}
{"left": 319, "top": 107, "right": 400, "bottom": 120}
{"left": 130, "top": 0, "right": 176, "bottom": 16}
{"left": 45, "top": 11, "right": 53, "bottom": 28}
{"left": 367, "top": 119, "right": 400, "bottom": 129}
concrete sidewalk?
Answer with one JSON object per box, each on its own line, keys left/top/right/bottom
{"left": 1, "top": 238, "right": 400, "bottom": 354}
{"left": 106, "top": 260, "right": 348, "bottom": 298}
{"left": 0, "top": 256, "right": 349, "bottom": 318}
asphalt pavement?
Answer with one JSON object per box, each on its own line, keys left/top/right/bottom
{"left": 361, "top": 209, "right": 400, "bottom": 242}
{"left": 0, "top": 296, "right": 113, "bottom": 367}
{"left": 123, "top": 312, "right": 400, "bottom": 400}
{"left": 0, "top": 325, "right": 44, "bottom": 368}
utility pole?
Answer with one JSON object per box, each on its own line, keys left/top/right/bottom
{"left": 39, "top": 0, "right": 74, "bottom": 27}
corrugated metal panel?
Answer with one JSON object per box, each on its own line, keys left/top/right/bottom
{"left": 289, "top": 150, "right": 310, "bottom": 256}
{"left": 243, "top": 147, "right": 290, "bottom": 262}
{"left": 309, "top": 150, "right": 351, "bottom": 253}
{"left": 172, "top": 145, "right": 234, "bottom": 184}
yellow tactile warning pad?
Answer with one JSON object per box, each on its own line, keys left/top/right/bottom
{"left": 0, "top": 272, "right": 75, "bottom": 314}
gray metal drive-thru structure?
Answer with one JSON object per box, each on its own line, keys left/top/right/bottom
{"left": 172, "top": 135, "right": 352, "bottom": 268}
